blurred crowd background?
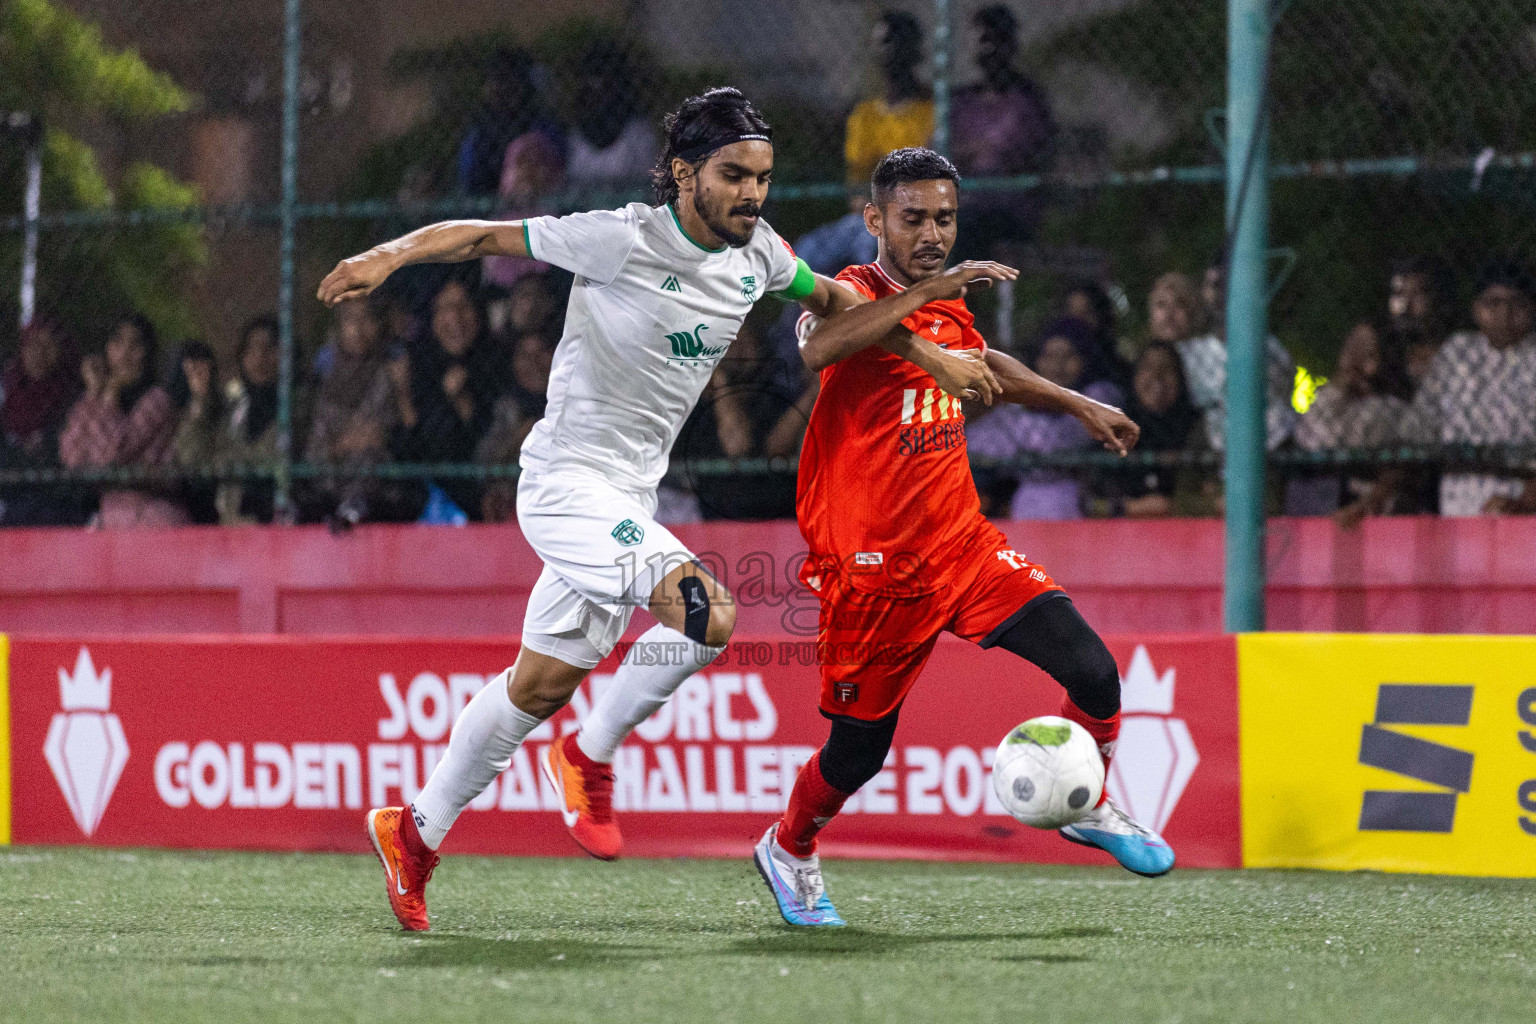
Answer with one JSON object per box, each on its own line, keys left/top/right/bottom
{"left": 1, "top": 0, "right": 1534, "bottom": 529}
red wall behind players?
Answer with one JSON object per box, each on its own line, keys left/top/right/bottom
{"left": 1, "top": 516, "right": 1534, "bottom": 637}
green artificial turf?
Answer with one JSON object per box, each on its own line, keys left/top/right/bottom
{"left": 2, "top": 847, "right": 1533, "bottom": 1023}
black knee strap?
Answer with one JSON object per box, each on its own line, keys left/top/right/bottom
{"left": 678, "top": 575, "right": 711, "bottom": 645}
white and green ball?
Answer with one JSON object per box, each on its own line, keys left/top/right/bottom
{"left": 991, "top": 716, "right": 1105, "bottom": 829}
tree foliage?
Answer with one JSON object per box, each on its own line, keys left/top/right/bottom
{"left": 0, "top": 0, "right": 204, "bottom": 347}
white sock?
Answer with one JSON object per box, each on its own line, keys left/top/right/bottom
{"left": 411, "top": 669, "right": 542, "bottom": 849}
{"left": 576, "top": 623, "right": 725, "bottom": 763}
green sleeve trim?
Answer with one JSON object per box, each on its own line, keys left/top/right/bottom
{"left": 770, "top": 257, "right": 816, "bottom": 301}
{"left": 521, "top": 220, "right": 535, "bottom": 259}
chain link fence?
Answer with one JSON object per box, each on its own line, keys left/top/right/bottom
{"left": 1, "top": 0, "right": 1533, "bottom": 527}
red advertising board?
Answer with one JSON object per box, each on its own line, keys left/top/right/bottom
{"left": 7, "top": 634, "right": 1240, "bottom": 866}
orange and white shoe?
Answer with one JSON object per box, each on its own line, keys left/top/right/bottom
{"left": 541, "top": 733, "right": 622, "bottom": 861}
{"left": 366, "top": 806, "right": 439, "bottom": 931}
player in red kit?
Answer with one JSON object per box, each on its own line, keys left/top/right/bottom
{"left": 752, "top": 148, "right": 1175, "bottom": 927}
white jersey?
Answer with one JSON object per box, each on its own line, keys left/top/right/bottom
{"left": 520, "top": 202, "right": 804, "bottom": 492}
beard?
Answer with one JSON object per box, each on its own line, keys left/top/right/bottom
{"left": 894, "top": 244, "right": 949, "bottom": 281}
{"left": 693, "top": 188, "right": 758, "bottom": 248}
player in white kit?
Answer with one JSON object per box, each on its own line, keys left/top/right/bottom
{"left": 317, "top": 88, "right": 1005, "bottom": 930}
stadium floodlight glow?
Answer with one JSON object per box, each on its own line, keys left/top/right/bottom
{"left": 2, "top": 110, "right": 44, "bottom": 328}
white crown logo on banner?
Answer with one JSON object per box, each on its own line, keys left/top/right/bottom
{"left": 1118, "top": 645, "right": 1175, "bottom": 715}
{"left": 43, "top": 648, "right": 130, "bottom": 836}
{"left": 59, "top": 647, "right": 112, "bottom": 711}
{"left": 1104, "top": 645, "right": 1199, "bottom": 833}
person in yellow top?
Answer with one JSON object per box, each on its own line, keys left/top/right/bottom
{"left": 845, "top": 10, "right": 934, "bottom": 188}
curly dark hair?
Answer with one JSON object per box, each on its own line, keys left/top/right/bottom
{"left": 651, "top": 87, "right": 773, "bottom": 206}
{"left": 870, "top": 147, "right": 961, "bottom": 207}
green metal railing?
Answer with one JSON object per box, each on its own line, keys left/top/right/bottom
{"left": 2, "top": 444, "right": 1530, "bottom": 492}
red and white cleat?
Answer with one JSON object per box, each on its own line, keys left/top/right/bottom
{"left": 541, "top": 733, "right": 623, "bottom": 861}
{"left": 365, "top": 806, "right": 439, "bottom": 931}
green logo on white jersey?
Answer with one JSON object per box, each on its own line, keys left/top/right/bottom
{"left": 611, "top": 519, "right": 645, "bottom": 546}
{"left": 740, "top": 275, "right": 757, "bottom": 301}
{"left": 665, "top": 323, "right": 728, "bottom": 361}
{"left": 661, "top": 275, "right": 682, "bottom": 292}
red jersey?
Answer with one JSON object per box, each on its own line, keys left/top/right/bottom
{"left": 797, "top": 261, "right": 990, "bottom": 597}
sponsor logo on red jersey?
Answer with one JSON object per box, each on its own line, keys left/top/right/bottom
{"left": 897, "top": 386, "right": 966, "bottom": 456}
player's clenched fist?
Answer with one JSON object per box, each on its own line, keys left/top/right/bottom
{"left": 317, "top": 252, "right": 393, "bottom": 307}
{"left": 1074, "top": 397, "right": 1141, "bottom": 456}
{"left": 929, "top": 348, "right": 1000, "bottom": 405}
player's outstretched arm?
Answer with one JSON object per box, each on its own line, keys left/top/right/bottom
{"left": 985, "top": 348, "right": 1140, "bottom": 456}
{"left": 317, "top": 220, "right": 531, "bottom": 306}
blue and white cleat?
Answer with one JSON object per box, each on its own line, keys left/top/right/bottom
{"left": 753, "top": 824, "right": 846, "bottom": 927}
{"left": 1059, "top": 796, "right": 1176, "bottom": 878}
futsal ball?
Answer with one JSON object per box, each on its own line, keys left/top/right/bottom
{"left": 992, "top": 716, "right": 1105, "bottom": 829}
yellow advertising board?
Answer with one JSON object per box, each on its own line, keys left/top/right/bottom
{"left": 1, "top": 633, "right": 9, "bottom": 846}
{"left": 1240, "top": 633, "right": 1536, "bottom": 877}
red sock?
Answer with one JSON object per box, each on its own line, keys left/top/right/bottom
{"left": 775, "top": 752, "right": 851, "bottom": 857}
{"left": 1059, "top": 696, "right": 1121, "bottom": 807}
{"left": 562, "top": 731, "right": 603, "bottom": 771}
{"left": 400, "top": 805, "right": 433, "bottom": 857}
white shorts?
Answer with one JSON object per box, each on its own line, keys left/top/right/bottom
{"left": 516, "top": 468, "right": 701, "bottom": 669}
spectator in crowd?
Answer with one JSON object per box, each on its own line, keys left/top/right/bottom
{"left": 479, "top": 61, "right": 567, "bottom": 291}
{"left": 374, "top": 288, "right": 420, "bottom": 357}
{"left": 477, "top": 275, "right": 563, "bottom": 522}
{"left": 168, "top": 340, "right": 223, "bottom": 524}
{"left": 60, "top": 314, "right": 187, "bottom": 527}
{"left": 966, "top": 317, "right": 1123, "bottom": 520}
{"left": 475, "top": 328, "right": 556, "bottom": 522}
{"left": 1387, "top": 255, "right": 1457, "bottom": 389}
{"left": 1118, "top": 341, "right": 1214, "bottom": 518}
{"left": 487, "top": 270, "right": 563, "bottom": 342}
{"left": 1175, "top": 263, "right": 1296, "bottom": 452}
{"left": 1382, "top": 257, "right": 1456, "bottom": 513}
{"left": 0, "top": 316, "right": 83, "bottom": 525}
{"left": 1200, "top": 262, "right": 1225, "bottom": 329}
{"left": 565, "top": 40, "right": 658, "bottom": 191}
{"left": 216, "top": 315, "right": 284, "bottom": 525}
{"left": 393, "top": 279, "right": 500, "bottom": 519}
{"left": 1286, "top": 320, "right": 1429, "bottom": 526}
{"left": 1146, "top": 271, "right": 1205, "bottom": 349}
{"left": 1412, "top": 260, "right": 1536, "bottom": 516}
{"left": 456, "top": 48, "right": 563, "bottom": 197}
{"left": 845, "top": 11, "right": 934, "bottom": 189}
{"left": 950, "top": 4, "right": 1057, "bottom": 258}
{"left": 481, "top": 128, "right": 565, "bottom": 290}
{"left": 1059, "top": 278, "right": 1130, "bottom": 388}
{"left": 795, "top": 203, "right": 881, "bottom": 280}
{"left": 304, "top": 299, "right": 408, "bottom": 527}
{"left": 673, "top": 324, "right": 810, "bottom": 521}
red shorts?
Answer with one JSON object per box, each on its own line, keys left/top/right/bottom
{"left": 805, "top": 520, "right": 1064, "bottom": 721}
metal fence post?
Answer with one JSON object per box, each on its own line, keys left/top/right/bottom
{"left": 932, "top": 0, "right": 951, "bottom": 156}
{"left": 1224, "top": 0, "right": 1271, "bottom": 632}
{"left": 4, "top": 111, "right": 43, "bottom": 329}
{"left": 276, "top": 0, "right": 301, "bottom": 518}
{"left": 20, "top": 138, "right": 40, "bottom": 329}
